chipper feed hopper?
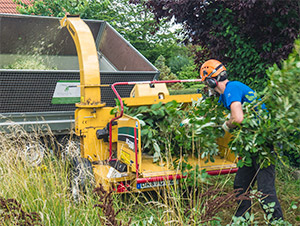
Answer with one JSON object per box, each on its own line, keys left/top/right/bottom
{"left": 60, "top": 15, "right": 237, "bottom": 193}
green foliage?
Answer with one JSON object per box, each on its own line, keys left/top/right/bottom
{"left": 229, "top": 40, "right": 300, "bottom": 168}
{"left": 127, "top": 97, "right": 225, "bottom": 162}
{"left": 177, "top": 63, "right": 197, "bottom": 80}
{"left": 147, "top": 1, "right": 300, "bottom": 91}
{"left": 141, "top": 41, "right": 184, "bottom": 65}
{"left": 154, "top": 55, "right": 183, "bottom": 90}
{"left": 169, "top": 88, "right": 204, "bottom": 95}
{"left": 168, "top": 45, "right": 201, "bottom": 89}
{"left": 210, "top": 6, "right": 268, "bottom": 91}
{"left": 168, "top": 54, "right": 190, "bottom": 75}
{"left": 14, "top": 0, "right": 113, "bottom": 19}
{"left": 177, "top": 63, "right": 201, "bottom": 89}
{"left": 231, "top": 190, "right": 294, "bottom": 226}
{"left": 109, "top": 0, "right": 180, "bottom": 64}
{"left": 176, "top": 161, "right": 210, "bottom": 188}
{"left": 127, "top": 101, "right": 185, "bottom": 159}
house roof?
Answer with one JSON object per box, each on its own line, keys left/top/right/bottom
{"left": 0, "top": 0, "right": 31, "bottom": 14}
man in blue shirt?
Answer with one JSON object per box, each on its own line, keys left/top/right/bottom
{"left": 200, "top": 59, "right": 283, "bottom": 220}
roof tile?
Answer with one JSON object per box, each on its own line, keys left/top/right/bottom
{"left": 0, "top": 0, "right": 32, "bottom": 14}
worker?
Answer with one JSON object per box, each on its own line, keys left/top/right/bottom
{"left": 200, "top": 59, "right": 284, "bottom": 220}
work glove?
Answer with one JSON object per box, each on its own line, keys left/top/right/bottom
{"left": 222, "top": 121, "right": 230, "bottom": 132}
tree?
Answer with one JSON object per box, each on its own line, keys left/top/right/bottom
{"left": 154, "top": 55, "right": 183, "bottom": 90}
{"left": 14, "top": 0, "right": 114, "bottom": 20}
{"left": 143, "top": 0, "right": 300, "bottom": 90}
{"left": 168, "top": 54, "right": 190, "bottom": 75}
{"left": 168, "top": 45, "right": 201, "bottom": 88}
{"left": 111, "top": 0, "right": 181, "bottom": 64}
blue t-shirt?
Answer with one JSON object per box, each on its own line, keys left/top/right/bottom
{"left": 218, "top": 81, "right": 256, "bottom": 110}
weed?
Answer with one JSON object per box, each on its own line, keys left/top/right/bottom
{"left": 186, "top": 188, "right": 250, "bottom": 224}
{"left": 0, "top": 196, "right": 43, "bottom": 226}
{"left": 94, "top": 184, "right": 132, "bottom": 226}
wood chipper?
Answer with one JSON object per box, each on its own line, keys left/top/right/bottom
{"left": 60, "top": 15, "right": 237, "bottom": 193}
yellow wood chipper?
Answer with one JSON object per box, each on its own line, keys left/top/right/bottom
{"left": 60, "top": 15, "right": 237, "bottom": 193}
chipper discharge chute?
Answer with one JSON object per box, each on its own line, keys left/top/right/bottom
{"left": 60, "top": 15, "right": 237, "bottom": 193}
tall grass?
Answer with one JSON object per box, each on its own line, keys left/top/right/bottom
{"left": 0, "top": 127, "right": 99, "bottom": 225}
{"left": 0, "top": 128, "right": 298, "bottom": 225}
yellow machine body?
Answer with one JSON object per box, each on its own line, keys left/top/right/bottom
{"left": 123, "top": 83, "right": 203, "bottom": 106}
{"left": 60, "top": 15, "right": 237, "bottom": 193}
{"left": 117, "top": 115, "right": 142, "bottom": 173}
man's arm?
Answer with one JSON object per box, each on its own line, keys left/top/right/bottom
{"left": 226, "top": 101, "right": 244, "bottom": 129}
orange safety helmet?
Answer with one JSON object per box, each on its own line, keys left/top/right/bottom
{"left": 200, "top": 59, "right": 227, "bottom": 82}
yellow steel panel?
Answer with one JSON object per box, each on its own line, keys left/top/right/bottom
{"left": 75, "top": 107, "right": 115, "bottom": 161}
{"left": 83, "top": 128, "right": 110, "bottom": 161}
{"left": 141, "top": 154, "right": 236, "bottom": 177}
{"left": 141, "top": 158, "right": 179, "bottom": 177}
{"left": 123, "top": 94, "right": 202, "bottom": 106}
{"left": 93, "top": 165, "right": 135, "bottom": 182}
{"left": 130, "top": 83, "right": 169, "bottom": 97}
{"left": 94, "top": 165, "right": 111, "bottom": 191}
{"left": 75, "top": 107, "right": 114, "bottom": 133}
{"left": 120, "top": 151, "right": 131, "bottom": 165}
{"left": 60, "top": 15, "right": 101, "bottom": 105}
{"left": 182, "top": 155, "right": 237, "bottom": 171}
{"left": 217, "top": 131, "right": 237, "bottom": 163}
{"left": 117, "top": 114, "right": 142, "bottom": 173}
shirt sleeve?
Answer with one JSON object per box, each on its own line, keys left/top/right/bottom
{"left": 225, "top": 84, "right": 243, "bottom": 109}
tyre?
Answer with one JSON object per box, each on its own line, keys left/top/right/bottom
{"left": 20, "top": 143, "right": 45, "bottom": 166}
{"left": 70, "top": 157, "right": 94, "bottom": 202}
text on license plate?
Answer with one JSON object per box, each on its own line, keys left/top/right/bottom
{"left": 136, "top": 179, "right": 178, "bottom": 189}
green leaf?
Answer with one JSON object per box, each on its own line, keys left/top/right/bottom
{"left": 268, "top": 202, "right": 276, "bottom": 208}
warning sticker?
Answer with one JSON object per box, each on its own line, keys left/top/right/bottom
{"left": 120, "top": 151, "right": 130, "bottom": 165}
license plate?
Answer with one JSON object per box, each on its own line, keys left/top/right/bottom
{"left": 137, "top": 179, "right": 177, "bottom": 189}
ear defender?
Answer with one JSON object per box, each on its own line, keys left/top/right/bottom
{"left": 200, "top": 61, "right": 227, "bottom": 88}
{"left": 205, "top": 77, "right": 218, "bottom": 88}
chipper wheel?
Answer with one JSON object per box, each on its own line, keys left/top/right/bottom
{"left": 21, "top": 143, "right": 45, "bottom": 166}
{"left": 69, "top": 157, "right": 95, "bottom": 202}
